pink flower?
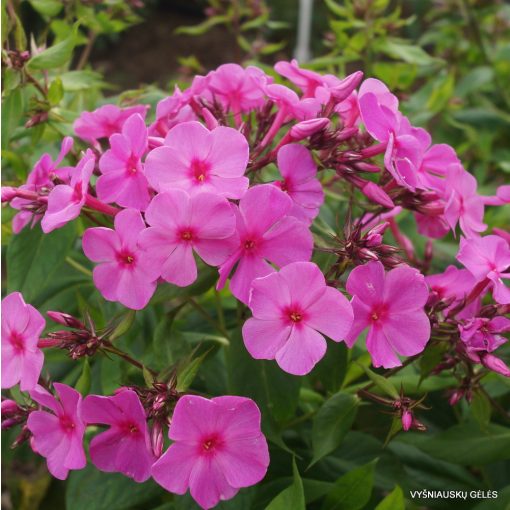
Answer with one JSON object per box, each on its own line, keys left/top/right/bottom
{"left": 145, "top": 121, "right": 249, "bottom": 199}
{"left": 149, "top": 86, "right": 196, "bottom": 137}
{"left": 217, "top": 185, "right": 314, "bottom": 304}
{"left": 138, "top": 190, "right": 236, "bottom": 287}
{"left": 457, "top": 235, "right": 510, "bottom": 304}
{"left": 97, "top": 113, "right": 150, "bottom": 211}
{"left": 443, "top": 165, "right": 486, "bottom": 238}
{"left": 242, "top": 261, "right": 353, "bottom": 375}
{"left": 345, "top": 261, "right": 431, "bottom": 368}
{"left": 152, "top": 395, "right": 269, "bottom": 510}
{"left": 460, "top": 316, "right": 510, "bottom": 353}
{"left": 1, "top": 292, "right": 45, "bottom": 391}
{"left": 82, "top": 208, "right": 159, "bottom": 310}
{"left": 27, "top": 383, "right": 86, "bottom": 480}
{"left": 265, "top": 83, "right": 320, "bottom": 121}
{"left": 82, "top": 389, "right": 155, "bottom": 482}
{"left": 41, "top": 149, "right": 95, "bottom": 233}
{"left": 10, "top": 137, "right": 73, "bottom": 233}
{"left": 74, "top": 104, "right": 147, "bottom": 143}
{"left": 274, "top": 144, "right": 324, "bottom": 223}
{"left": 207, "top": 64, "right": 268, "bottom": 121}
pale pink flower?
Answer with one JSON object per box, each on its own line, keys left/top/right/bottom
{"left": 345, "top": 261, "right": 431, "bottom": 368}
{"left": 82, "top": 209, "right": 159, "bottom": 310}
{"left": 1, "top": 292, "right": 45, "bottom": 391}
{"left": 138, "top": 190, "right": 236, "bottom": 287}
{"left": 457, "top": 235, "right": 510, "bottom": 304}
{"left": 82, "top": 389, "right": 155, "bottom": 482}
{"left": 74, "top": 104, "right": 147, "bottom": 143}
{"left": 242, "top": 261, "right": 353, "bottom": 375}
{"left": 274, "top": 144, "right": 324, "bottom": 222}
{"left": 27, "top": 383, "right": 86, "bottom": 480}
{"left": 152, "top": 395, "right": 269, "bottom": 510}
{"left": 10, "top": 137, "right": 73, "bottom": 233}
{"left": 97, "top": 113, "right": 151, "bottom": 211}
{"left": 145, "top": 121, "right": 249, "bottom": 199}
{"left": 41, "top": 149, "right": 95, "bottom": 233}
{"left": 217, "top": 185, "right": 314, "bottom": 304}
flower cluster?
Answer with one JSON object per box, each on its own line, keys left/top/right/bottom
{"left": 2, "top": 60, "right": 509, "bottom": 508}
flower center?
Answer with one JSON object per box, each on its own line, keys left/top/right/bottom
{"left": 279, "top": 180, "right": 288, "bottom": 192}
{"left": 244, "top": 239, "right": 255, "bottom": 250}
{"left": 190, "top": 159, "right": 210, "bottom": 183}
{"left": 370, "top": 303, "right": 388, "bottom": 323}
{"left": 180, "top": 230, "right": 193, "bottom": 241}
{"left": 201, "top": 434, "right": 221, "bottom": 452}
{"left": 10, "top": 331, "right": 25, "bottom": 352}
{"left": 60, "top": 414, "right": 76, "bottom": 433}
{"left": 117, "top": 251, "right": 136, "bottom": 266}
{"left": 289, "top": 312, "right": 302, "bottom": 322}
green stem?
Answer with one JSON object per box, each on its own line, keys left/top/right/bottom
{"left": 186, "top": 297, "right": 230, "bottom": 340}
{"left": 65, "top": 256, "right": 92, "bottom": 277}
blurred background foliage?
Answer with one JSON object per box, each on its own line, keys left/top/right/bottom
{"left": 2, "top": 1, "right": 510, "bottom": 509}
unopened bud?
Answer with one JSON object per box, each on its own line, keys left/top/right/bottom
{"left": 47, "top": 311, "right": 86, "bottom": 329}
{"left": 1, "top": 399, "right": 19, "bottom": 415}
{"left": 401, "top": 409, "right": 412, "bottom": 431}
{"left": 329, "top": 71, "right": 363, "bottom": 102}
{"left": 1, "top": 186, "right": 18, "bottom": 202}
{"left": 362, "top": 182, "right": 395, "bottom": 209}
{"left": 290, "top": 118, "right": 330, "bottom": 141}
{"left": 481, "top": 353, "right": 510, "bottom": 377}
{"left": 201, "top": 108, "right": 219, "bottom": 130}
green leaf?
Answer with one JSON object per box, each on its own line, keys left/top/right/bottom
{"left": 266, "top": 458, "right": 305, "bottom": 510}
{"left": 310, "top": 392, "right": 359, "bottom": 466}
{"left": 75, "top": 359, "right": 91, "bottom": 395}
{"left": 375, "top": 485, "right": 405, "bottom": 510}
{"left": 176, "top": 349, "right": 211, "bottom": 392}
{"left": 47, "top": 77, "right": 64, "bottom": 105}
{"left": 60, "top": 70, "right": 106, "bottom": 91}
{"left": 377, "top": 38, "right": 440, "bottom": 66}
{"left": 66, "top": 465, "right": 162, "bottom": 510}
{"left": 470, "top": 390, "right": 491, "bottom": 428}
{"left": 175, "top": 15, "right": 227, "bottom": 36}
{"left": 29, "top": 0, "right": 63, "bottom": 17}
{"left": 12, "top": 11, "right": 27, "bottom": 50}
{"left": 7, "top": 222, "right": 76, "bottom": 302}
{"left": 357, "top": 363, "right": 400, "bottom": 399}
{"left": 416, "top": 423, "right": 510, "bottom": 465}
{"left": 109, "top": 310, "right": 136, "bottom": 341}
{"left": 322, "top": 459, "right": 378, "bottom": 510}
{"left": 27, "top": 24, "right": 78, "bottom": 70}
{"left": 1, "top": 88, "right": 24, "bottom": 150}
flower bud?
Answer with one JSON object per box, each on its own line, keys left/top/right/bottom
{"left": 1, "top": 399, "right": 19, "bottom": 415}
{"left": 481, "top": 353, "right": 510, "bottom": 377}
{"left": 201, "top": 108, "right": 219, "bottom": 130}
{"left": 1, "top": 186, "right": 18, "bottom": 202}
{"left": 362, "top": 182, "right": 395, "bottom": 209}
{"left": 289, "top": 118, "right": 330, "bottom": 141}
{"left": 329, "top": 71, "right": 363, "bottom": 102}
{"left": 401, "top": 409, "right": 412, "bottom": 431}
{"left": 47, "top": 311, "right": 86, "bottom": 329}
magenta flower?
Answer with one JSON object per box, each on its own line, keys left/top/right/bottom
{"left": 457, "top": 235, "right": 510, "bottom": 304}
{"left": 149, "top": 86, "right": 196, "bottom": 137}
{"left": 274, "top": 144, "right": 324, "bottom": 223}
{"left": 345, "top": 261, "right": 431, "bottom": 368}
{"left": 97, "top": 113, "right": 151, "bottom": 211}
{"left": 460, "top": 316, "right": 510, "bottom": 353}
{"left": 74, "top": 104, "right": 147, "bottom": 143}
{"left": 242, "top": 261, "right": 353, "bottom": 375}
{"left": 138, "top": 190, "right": 236, "bottom": 287}
{"left": 27, "top": 383, "right": 86, "bottom": 480}
{"left": 82, "top": 208, "right": 159, "bottom": 310}
{"left": 10, "top": 137, "right": 74, "bottom": 233}
{"left": 2, "top": 292, "right": 45, "bottom": 391}
{"left": 41, "top": 149, "right": 95, "bottom": 233}
{"left": 152, "top": 395, "right": 269, "bottom": 510}
{"left": 444, "top": 164, "right": 486, "bottom": 238}
{"left": 145, "top": 121, "right": 249, "bottom": 199}
{"left": 217, "top": 185, "right": 314, "bottom": 304}
{"left": 82, "top": 389, "right": 155, "bottom": 482}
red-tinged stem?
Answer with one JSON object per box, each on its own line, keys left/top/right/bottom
{"left": 85, "top": 195, "right": 120, "bottom": 216}
{"left": 6, "top": 189, "right": 48, "bottom": 203}
{"left": 388, "top": 218, "right": 415, "bottom": 262}
{"left": 38, "top": 338, "right": 61, "bottom": 348}
{"left": 259, "top": 108, "right": 286, "bottom": 150}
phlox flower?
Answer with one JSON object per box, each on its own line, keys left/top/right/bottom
{"left": 457, "top": 235, "right": 510, "bottom": 304}
{"left": 97, "top": 113, "right": 151, "bottom": 211}
{"left": 217, "top": 184, "right": 314, "bottom": 304}
{"left": 443, "top": 164, "right": 486, "bottom": 238}
{"left": 82, "top": 208, "right": 159, "bottom": 310}
{"left": 207, "top": 64, "right": 269, "bottom": 121}
{"left": 345, "top": 261, "right": 431, "bottom": 368}
{"left": 82, "top": 389, "right": 155, "bottom": 482}
{"left": 138, "top": 189, "right": 236, "bottom": 287}
{"left": 10, "top": 137, "right": 74, "bottom": 233}
{"left": 41, "top": 149, "right": 95, "bottom": 233}
{"left": 74, "top": 104, "right": 147, "bottom": 143}
{"left": 152, "top": 395, "right": 269, "bottom": 510}
{"left": 145, "top": 121, "right": 249, "bottom": 199}
{"left": 242, "top": 261, "right": 353, "bottom": 375}
{"left": 274, "top": 144, "right": 324, "bottom": 223}
{"left": 149, "top": 85, "right": 196, "bottom": 137}
{"left": 1, "top": 292, "right": 45, "bottom": 391}
{"left": 27, "top": 383, "right": 86, "bottom": 480}
{"left": 460, "top": 316, "right": 510, "bottom": 353}
{"left": 265, "top": 83, "right": 320, "bottom": 121}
